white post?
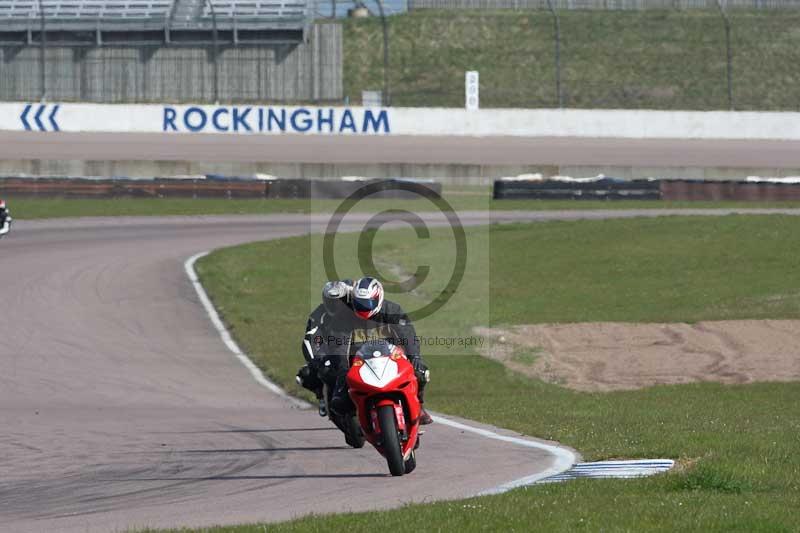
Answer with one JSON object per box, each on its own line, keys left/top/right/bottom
{"left": 465, "top": 71, "right": 479, "bottom": 111}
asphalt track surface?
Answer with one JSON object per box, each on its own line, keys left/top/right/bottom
{"left": 4, "top": 209, "right": 799, "bottom": 532}
{"left": 0, "top": 211, "right": 578, "bottom": 533}
{"left": 4, "top": 132, "right": 800, "bottom": 166}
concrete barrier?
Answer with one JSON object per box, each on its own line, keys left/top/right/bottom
{"left": 5, "top": 103, "right": 800, "bottom": 140}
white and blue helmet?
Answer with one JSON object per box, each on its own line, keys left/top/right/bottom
{"left": 352, "top": 277, "right": 384, "bottom": 320}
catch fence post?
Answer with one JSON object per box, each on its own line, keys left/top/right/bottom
{"left": 375, "top": 0, "right": 391, "bottom": 106}
{"left": 546, "top": 0, "right": 563, "bottom": 108}
{"left": 716, "top": 0, "right": 733, "bottom": 110}
{"left": 206, "top": 0, "right": 221, "bottom": 104}
{"left": 37, "top": 0, "right": 46, "bottom": 101}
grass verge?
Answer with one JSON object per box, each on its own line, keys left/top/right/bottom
{"left": 8, "top": 196, "right": 800, "bottom": 220}
{"left": 344, "top": 9, "right": 800, "bottom": 110}
{"left": 188, "top": 215, "right": 800, "bottom": 531}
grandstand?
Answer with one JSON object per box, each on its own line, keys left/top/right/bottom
{"left": 0, "top": 0, "right": 340, "bottom": 104}
{"left": 0, "top": 0, "right": 310, "bottom": 45}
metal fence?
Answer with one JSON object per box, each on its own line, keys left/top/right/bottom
{"left": 312, "top": 0, "right": 408, "bottom": 17}
{"left": 2, "top": 2, "right": 799, "bottom": 110}
{"left": 314, "top": 0, "right": 800, "bottom": 14}
{"left": 337, "top": 3, "right": 800, "bottom": 111}
{"left": 408, "top": 0, "right": 800, "bottom": 9}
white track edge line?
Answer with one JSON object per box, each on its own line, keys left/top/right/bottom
{"left": 185, "top": 250, "right": 576, "bottom": 493}
{"left": 185, "top": 251, "right": 311, "bottom": 409}
{"left": 432, "top": 414, "right": 578, "bottom": 495}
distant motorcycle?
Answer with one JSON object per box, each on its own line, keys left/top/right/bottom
{"left": 0, "top": 200, "right": 10, "bottom": 239}
{"left": 347, "top": 340, "right": 422, "bottom": 476}
{"left": 0, "top": 215, "right": 11, "bottom": 239}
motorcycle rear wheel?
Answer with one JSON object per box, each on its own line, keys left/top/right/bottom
{"left": 344, "top": 415, "right": 365, "bottom": 449}
{"left": 377, "top": 405, "right": 405, "bottom": 476}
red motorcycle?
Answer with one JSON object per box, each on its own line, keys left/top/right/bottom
{"left": 347, "top": 340, "right": 422, "bottom": 476}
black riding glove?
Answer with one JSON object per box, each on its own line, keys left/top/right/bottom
{"left": 412, "top": 358, "right": 430, "bottom": 384}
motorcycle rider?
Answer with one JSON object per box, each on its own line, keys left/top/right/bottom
{"left": 0, "top": 200, "right": 10, "bottom": 231}
{"left": 296, "top": 279, "right": 354, "bottom": 412}
{"left": 330, "top": 276, "right": 433, "bottom": 425}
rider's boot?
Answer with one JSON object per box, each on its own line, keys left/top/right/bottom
{"left": 419, "top": 407, "right": 433, "bottom": 425}
{"left": 329, "top": 376, "right": 354, "bottom": 414}
{"left": 417, "top": 386, "right": 433, "bottom": 425}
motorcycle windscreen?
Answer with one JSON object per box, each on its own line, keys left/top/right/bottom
{"left": 359, "top": 356, "right": 399, "bottom": 389}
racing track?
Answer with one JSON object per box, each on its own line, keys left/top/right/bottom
{"left": 4, "top": 131, "right": 800, "bottom": 167}
{"left": 3, "top": 209, "right": 799, "bottom": 532}
{"left": 0, "top": 212, "right": 580, "bottom": 533}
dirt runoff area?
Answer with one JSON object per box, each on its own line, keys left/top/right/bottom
{"left": 475, "top": 321, "right": 800, "bottom": 392}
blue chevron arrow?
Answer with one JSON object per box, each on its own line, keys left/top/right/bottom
{"left": 48, "top": 105, "right": 60, "bottom": 131}
{"left": 20, "top": 104, "right": 32, "bottom": 131}
{"left": 34, "top": 105, "right": 46, "bottom": 131}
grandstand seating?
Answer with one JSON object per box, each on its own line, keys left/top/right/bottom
{"left": 0, "top": 0, "right": 309, "bottom": 31}
{"left": 0, "top": 1, "right": 172, "bottom": 20}
{"left": 0, "top": 0, "right": 309, "bottom": 34}
{"left": 204, "top": 1, "right": 307, "bottom": 19}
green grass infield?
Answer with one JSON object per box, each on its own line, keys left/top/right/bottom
{"left": 9, "top": 196, "right": 800, "bottom": 220}
{"left": 184, "top": 214, "right": 800, "bottom": 532}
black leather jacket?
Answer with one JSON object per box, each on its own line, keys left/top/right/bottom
{"left": 302, "top": 299, "right": 423, "bottom": 367}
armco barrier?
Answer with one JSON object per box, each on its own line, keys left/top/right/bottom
{"left": 5, "top": 103, "right": 800, "bottom": 140}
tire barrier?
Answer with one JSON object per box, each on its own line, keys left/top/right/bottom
{"left": 0, "top": 177, "right": 442, "bottom": 200}
{"left": 264, "top": 178, "right": 443, "bottom": 199}
{"left": 495, "top": 177, "right": 800, "bottom": 201}
{"left": 660, "top": 179, "right": 800, "bottom": 201}
{"left": 493, "top": 178, "right": 661, "bottom": 201}
{"left": 0, "top": 177, "right": 266, "bottom": 199}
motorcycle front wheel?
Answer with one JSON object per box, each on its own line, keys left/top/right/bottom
{"left": 377, "top": 404, "right": 405, "bottom": 476}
